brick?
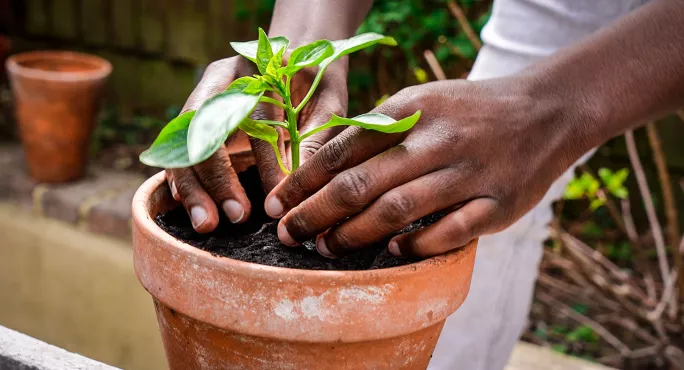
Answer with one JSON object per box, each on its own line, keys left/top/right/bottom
{"left": 41, "top": 169, "right": 143, "bottom": 225}
{"left": 87, "top": 187, "right": 137, "bottom": 239}
{"left": 0, "top": 145, "right": 37, "bottom": 207}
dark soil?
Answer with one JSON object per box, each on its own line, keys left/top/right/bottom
{"left": 155, "top": 166, "right": 444, "bottom": 271}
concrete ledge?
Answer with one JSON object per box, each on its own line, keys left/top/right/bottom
{"left": 0, "top": 203, "right": 166, "bottom": 370}
{"left": 0, "top": 325, "right": 118, "bottom": 370}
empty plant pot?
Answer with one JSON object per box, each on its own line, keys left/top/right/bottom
{"left": 7, "top": 50, "right": 111, "bottom": 182}
{"left": 132, "top": 171, "right": 478, "bottom": 370}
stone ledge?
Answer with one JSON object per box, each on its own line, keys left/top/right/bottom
{"left": 0, "top": 325, "right": 119, "bottom": 370}
{"left": 0, "top": 144, "right": 256, "bottom": 241}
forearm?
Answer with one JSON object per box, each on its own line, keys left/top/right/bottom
{"left": 268, "top": 0, "right": 373, "bottom": 46}
{"left": 526, "top": 0, "right": 684, "bottom": 157}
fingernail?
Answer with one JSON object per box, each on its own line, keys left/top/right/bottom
{"left": 265, "top": 196, "right": 284, "bottom": 218}
{"left": 170, "top": 181, "right": 179, "bottom": 201}
{"left": 316, "top": 235, "right": 336, "bottom": 259}
{"left": 222, "top": 199, "right": 244, "bottom": 224}
{"left": 388, "top": 240, "right": 402, "bottom": 257}
{"left": 190, "top": 206, "right": 208, "bottom": 229}
{"left": 278, "top": 221, "right": 299, "bottom": 246}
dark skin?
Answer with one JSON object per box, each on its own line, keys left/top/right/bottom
{"left": 170, "top": 0, "right": 684, "bottom": 259}
{"left": 264, "top": 0, "right": 684, "bottom": 258}
{"left": 167, "top": 0, "right": 372, "bottom": 231}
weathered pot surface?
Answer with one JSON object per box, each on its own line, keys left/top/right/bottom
{"left": 7, "top": 50, "right": 111, "bottom": 183}
{"left": 133, "top": 170, "right": 478, "bottom": 370}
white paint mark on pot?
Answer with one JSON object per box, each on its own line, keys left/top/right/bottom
{"left": 272, "top": 284, "right": 395, "bottom": 322}
{"left": 274, "top": 299, "right": 298, "bottom": 320}
{"left": 300, "top": 296, "right": 324, "bottom": 319}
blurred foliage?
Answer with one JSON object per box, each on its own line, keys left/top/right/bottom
{"left": 359, "top": 0, "right": 490, "bottom": 66}
{"left": 563, "top": 168, "right": 629, "bottom": 211}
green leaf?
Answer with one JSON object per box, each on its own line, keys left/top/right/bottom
{"left": 324, "top": 33, "right": 396, "bottom": 68}
{"left": 239, "top": 120, "right": 289, "bottom": 173}
{"left": 266, "top": 45, "right": 285, "bottom": 77}
{"left": 256, "top": 28, "right": 273, "bottom": 74}
{"left": 281, "top": 40, "right": 334, "bottom": 75}
{"left": 332, "top": 111, "right": 421, "bottom": 133}
{"left": 230, "top": 34, "right": 289, "bottom": 64}
{"left": 563, "top": 180, "right": 585, "bottom": 200}
{"left": 612, "top": 187, "right": 629, "bottom": 199}
{"left": 571, "top": 303, "right": 589, "bottom": 315}
{"left": 589, "top": 198, "right": 605, "bottom": 211}
{"left": 551, "top": 344, "right": 568, "bottom": 354}
{"left": 612, "top": 168, "right": 629, "bottom": 187}
{"left": 139, "top": 111, "right": 195, "bottom": 168}
{"left": 299, "top": 111, "right": 421, "bottom": 141}
{"left": 295, "top": 33, "right": 397, "bottom": 114}
{"left": 598, "top": 168, "right": 613, "bottom": 186}
{"left": 226, "top": 76, "right": 269, "bottom": 94}
{"left": 187, "top": 90, "right": 263, "bottom": 164}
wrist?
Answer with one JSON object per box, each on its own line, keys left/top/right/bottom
{"left": 521, "top": 70, "right": 605, "bottom": 162}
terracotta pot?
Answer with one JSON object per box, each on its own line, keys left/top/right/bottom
{"left": 132, "top": 171, "right": 478, "bottom": 370}
{"left": 6, "top": 51, "right": 111, "bottom": 182}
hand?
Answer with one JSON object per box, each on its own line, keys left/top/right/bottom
{"left": 167, "top": 56, "right": 348, "bottom": 232}
{"left": 265, "top": 78, "right": 588, "bottom": 258}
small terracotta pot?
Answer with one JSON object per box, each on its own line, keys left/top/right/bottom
{"left": 6, "top": 51, "right": 111, "bottom": 182}
{"left": 132, "top": 171, "right": 478, "bottom": 370}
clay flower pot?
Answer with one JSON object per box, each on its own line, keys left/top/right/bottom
{"left": 6, "top": 51, "right": 111, "bottom": 182}
{"left": 132, "top": 171, "right": 478, "bottom": 370}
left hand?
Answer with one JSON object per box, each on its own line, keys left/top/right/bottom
{"left": 264, "top": 78, "right": 590, "bottom": 259}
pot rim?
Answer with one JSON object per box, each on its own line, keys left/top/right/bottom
{"left": 6, "top": 50, "right": 112, "bottom": 82}
{"left": 133, "top": 170, "right": 466, "bottom": 282}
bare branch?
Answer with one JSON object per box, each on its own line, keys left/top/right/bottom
{"left": 423, "top": 50, "right": 447, "bottom": 81}
{"left": 446, "top": 1, "right": 482, "bottom": 51}
{"left": 537, "top": 290, "right": 631, "bottom": 356}
{"left": 624, "top": 130, "right": 671, "bottom": 289}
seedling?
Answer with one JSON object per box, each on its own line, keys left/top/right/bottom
{"left": 140, "top": 28, "right": 421, "bottom": 173}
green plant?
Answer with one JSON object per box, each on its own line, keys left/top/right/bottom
{"left": 563, "top": 168, "right": 629, "bottom": 211}
{"left": 140, "top": 29, "right": 421, "bottom": 172}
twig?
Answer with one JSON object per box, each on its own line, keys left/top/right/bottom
{"left": 446, "top": 1, "right": 482, "bottom": 51}
{"left": 647, "top": 270, "right": 678, "bottom": 321}
{"left": 423, "top": 50, "right": 447, "bottom": 81}
{"left": 624, "top": 130, "right": 671, "bottom": 294}
{"left": 537, "top": 272, "right": 621, "bottom": 310}
{"left": 622, "top": 199, "right": 657, "bottom": 304}
{"left": 537, "top": 290, "right": 631, "bottom": 356}
{"left": 595, "top": 316, "right": 658, "bottom": 344}
{"left": 646, "top": 123, "right": 682, "bottom": 302}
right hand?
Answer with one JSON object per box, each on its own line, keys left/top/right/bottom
{"left": 167, "top": 55, "right": 349, "bottom": 233}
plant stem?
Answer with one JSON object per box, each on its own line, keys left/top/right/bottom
{"left": 259, "top": 96, "right": 286, "bottom": 109}
{"left": 294, "top": 63, "right": 328, "bottom": 114}
{"left": 284, "top": 75, "right": 300, "bottom": 171}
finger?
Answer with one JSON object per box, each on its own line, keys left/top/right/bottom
{"left": 277, "top": 142, "right": 436, "bottom": 245}
{"left": 265, "top": 127, "right": 403, "bottom": 219}
{"left": 250, "top": 99, "right": 288, "bottom": 193}
{"left": 193, "top": 147, "right": 251, "bottom": 224}
{"left": 389, "top": 197, "right": 500, "bottom": 258}
{"left": 182, "top": 58, "right": 243, "bottom": 112}
{"left": 168, "top": 168, "right": 220, "bottom": 233}
{"left": 318, "top": 168, "right": 473, "bottom": 258}
{"left": 297, "top": 87, "right": 348, "bottom": 164}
